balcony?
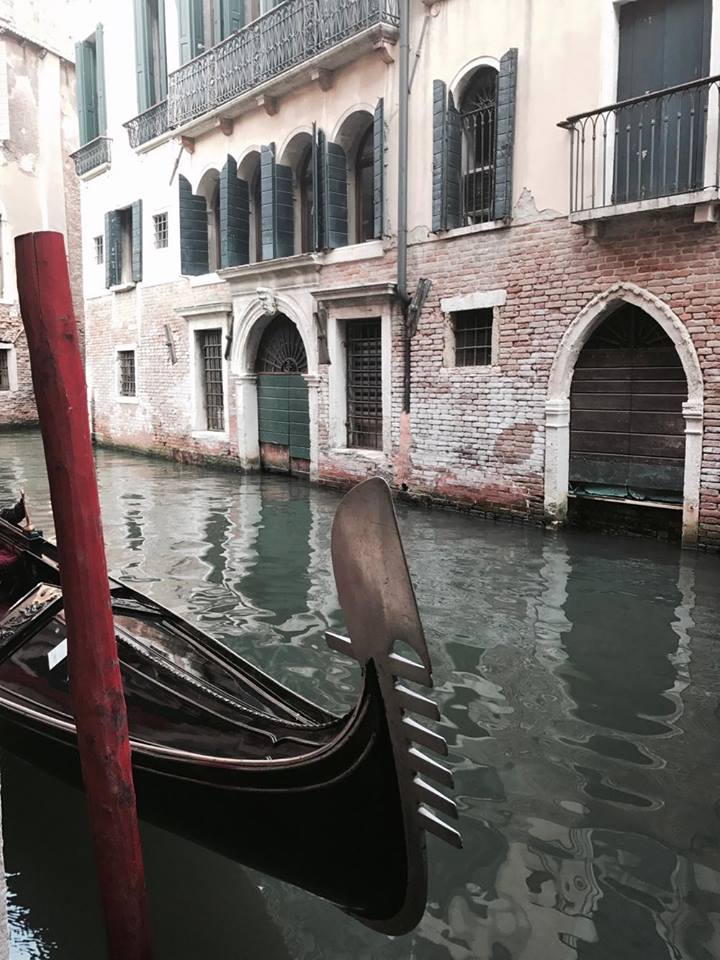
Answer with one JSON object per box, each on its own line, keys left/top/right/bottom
{"left": 167, "top": 0, "right": 399, "bottom": 131}
{"left": 124, "top": 100, "right": 169, "bottom": 149}
{"left": 70, "top": 136, "right": 112, "bottom": 178}
{"left": 559, "top": 75, "right": 720, "bottom": 222}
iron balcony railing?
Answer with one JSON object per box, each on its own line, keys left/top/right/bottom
{"left": 559, "top": 74, "right": 720, "bottom": 215}
{"left": 124, "top": 100, "right": 169, "bottom": 149}
{"left": 70, "top": 136, "right": 112, "bottom": 177}
{"left": 167, "top": 0, "right": 400, "bottom": 129}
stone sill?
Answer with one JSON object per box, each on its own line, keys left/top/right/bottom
{"left": 115, "top": 395, "right": 139, "bottom": 405}
{"left": 329, "top": 447, "right": 388, "bottom": 462}
{"left": 189, "top": 272, "right": 224, "bottom": 287}
{"left": 192, "top": 430, "right": 229, "bottom": 442}
{"left": 109, "top": 282, "right": 136, "bottom": 294}
{"left": 569, "top": 187, "right": 720, "bottom": 224}
{"left": 441, "top": 219, "right": 507, "bottom": 240}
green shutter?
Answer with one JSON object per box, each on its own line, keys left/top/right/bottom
{"left": 157, "top": 0, "right": 168, "bottom": 99}
{"left": 178, "top": 0, "right": 204, "bottom": 64}
{"left": 179, "top": 174, "right": 209, "bottom": 275}
{"left": 260, "top": 144, "right": 294, "bottom": 260}
{"left": 95, "top": 25, "right": 107, "bottom": 134}
{"left": 260, "top": 143, "right": 276, "bottom": 261}
{"left": 225, "top": 0, "right": 245, "bottom": 35}
{"left": 373, "top": 98, "right": 384, "bottom": 239}
{"left": 431, "top": 80, "right": 461, "bottom": 231}
{"left": 105, "top": 210, "right": 122, "bottom": 287}
{"left": 134, "top": 0, "right": 151, "bottom": 112}
{"left": 323, "top": 140, "right": 348, "bottom": 250}
{"left": 494, "top": 48, "right": 518, "bottom": 222}
{"left": 76, "top": 39, "right": 99, "bottom": 144}
{"left": 219, "top": 155, "right": 249, "bottom": 268}
{"left": 431, "top": 80, "right": 447, "bottom": 232}
{"left": 131, "top": 200, "right": 143, "bottom": 282}
{"left": 75, "top": 41, "right": 88, "bottom": 145}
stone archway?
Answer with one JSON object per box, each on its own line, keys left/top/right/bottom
{"left": 544, "top": 282, "right": 703, "bottom": 546}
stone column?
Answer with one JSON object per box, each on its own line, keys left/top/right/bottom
{"left": 543, "top": 398, "right": 571, "bottom": 525}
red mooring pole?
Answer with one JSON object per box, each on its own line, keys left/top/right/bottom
{"left": 15, "top": 232, "right": 152, "bottom": 960}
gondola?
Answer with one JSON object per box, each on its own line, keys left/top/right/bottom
{"left": 0, "top": 478, "right": 460, "bottom": 934}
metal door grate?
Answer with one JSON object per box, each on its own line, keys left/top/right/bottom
{"left": 346, "top": 319, "right": 382, "bottom": 450}
{"left": 199, "top": 330, "right": 224, "bottom": 431}
{"left": 118, "top": 350, "right": 136, "bottom": 396}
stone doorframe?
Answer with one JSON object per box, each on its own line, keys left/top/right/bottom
{"left": 544, "top": 282, "right": 704, "bottom": 547}
{"left": 230, "top": 292, "right": 319, "bottom": 477}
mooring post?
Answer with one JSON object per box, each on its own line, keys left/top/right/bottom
{"left": 15, "top": 232, "right": 152, "bottom": 960}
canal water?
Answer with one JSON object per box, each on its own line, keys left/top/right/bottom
{"left": 1, "top": 429, "right": 720, "bottom": 959}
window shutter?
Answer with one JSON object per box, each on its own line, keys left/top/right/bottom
{"left": 373, "top": 98, "right": 384, "bottom": 239}
{"left": 226, "top": 0, "right": 245, "bottom": 35}
{"left": 95, "top": 25, "right": 107, "bottom": 134}
{"left": 431, "top": 80, "right": 447, "bottom": 232}
{"left": 260, "top": 143, "right": 276, "bottom": 261}
{"left": 178, "top": 0, "right": 204, "bottom": 65}
{"left": 313, "top": 125, "right": 323, "bottom": 252}
{"left": 219, "top": 154, "right": 250, "bottom": 268}
{"left": 157, "top": 0, "right": 168, "bottom": 99}
{"left": 75, "top": 41, "right": 89, "bottom": 145}
{"left": 133, "top": 0, "right": 150, "bottom": 112}
{"left": 494, "top": 48, "right": 518, "bottom": 222}
{"left": 323, "top": 140, "right": 348, "bottom": 250}
{"left": 445, "top": 91, "right": 462, "bottom": 230}
{"left": 131, "top": 199, "right": 143, "bottom": 282}
{"left": 275, "top": 162, "right": 294, "bottom": 258}
{"left": 105, "top": 210, "right": 122, "bottom": 287}
{"left": 179, "top": 174, "right": 209, "bottom": 275}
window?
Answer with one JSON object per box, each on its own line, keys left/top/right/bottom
{"left": 94, "top": 235, "right": 104, "bottom": 264}
{"left": 251, "top": 172, "right": 262, "bottom": 263}
{"left": 0, "top": 349, "right": 9, "bottom": 391}
{"left": 198, "top": 330, "right": 224, "bottom": 431}
{"left": 346, "top": 319, "right": 382, "bottom": 450}
{"left": 178, "top": 0, "right": 247, "bottom": 64}
{"left": 135, "top": 0, "right": 168, "bottom": 111}
{"left": 153, "top": 212, "right": 168, "bottom": 248}
{"left": 119, "top": 209, "right": 133, "bottom": 283}
{"left": 299, "top": 146, "right": 314, "bottom": 254}
{"left": 454, "top": 309, "right": 493, "bottom": 366}
{"left": 355, "top": 126, "right": 374, "bottom": 244}
{"left": 118, "top": 350, "right": 136, "bottom": 397}
{"left": 460, "top": 68, "right": 498, "bottom": 225}
{"left": 76, "top": 27, "right": 106, "bottom": 146}
{"left": 105, "top": 201, "right": 142, "bottom": 287}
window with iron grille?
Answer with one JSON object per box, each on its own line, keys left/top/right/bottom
{"left": 460, "top": 68, "right": 498, "bottom": 225}
{"left": 346, "top": 319, "right": 382, "bottom": 450}
{"left": 454, "top": 309, "right": 494, "bottom": 366}
{"left": 198, "top": 329, "right": 224, "bottom": 431}
{"left": 0, "top": 350, "right": 9, "bottom": 391}
{"left": 94, "top": 235, "right": 104, "bottom": 264}
{"left": 117, "top": 350, "right": 136, "bottom": 397}
{"left": 153, "top": 212, "right": 168, "bottom": 248}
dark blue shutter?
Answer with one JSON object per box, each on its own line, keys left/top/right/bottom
{"left": 446, "top": 91, "right": 462, "bottom": 230}
{"left": 275, "top": 162, "right": 294, "bottom": 258}
{"left": 178, "top": 0, "right": 203, "bottom": 64}
{"left": 131, "top": 200, "right": 143, "bottom": 282}
{"left": 105, "top": 210, "right": 122, "bottom": 287}
{"left": 323, "top": 140, "right": 348, "bottom": 250}
{"left": 494, "top": 48, "right": 518, "bottom": 222}
{"left": 133, "top": 0, "right": 151, "bottom": 112}
{"left": 179, "top": 174, "right": 209, "bottom": 275}
{"left": 95, "top": 25, "right": 107, "bottom": 134}
{"left": 219, "top": 155, "right": 249, "bottom": 268}
{"left": 432, "top": 80, "right": 447, "bottom": 232}
{"left": 373, "top": 98, "right": 384, "bottom": 239}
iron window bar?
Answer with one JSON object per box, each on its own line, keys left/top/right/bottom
{"left": 117, "top": 351, "right": 136, "bottom": 398}
{"left": 199, "top": 330, "right": 225, "bottom": 432}
{"left": 454, "top": 310, "right": 492, "bottom": 367}
{"left": 346, "top": 319, "right": 382, "bottom": 451}
{"left": 0, "top": 351, "right": 9, "bottom": 391}
{"left": 559, "top": 73, "right": 720, "bottom": 215}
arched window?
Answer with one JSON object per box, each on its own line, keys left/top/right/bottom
{"left": 460, "top": 67, "right": 498, "bottom": 224}
{"left": 355, "top": 125, "right": 374, "bottom": 244}
{"left": 197, "top": 169, "right": 221, "bottom": 272}
{"left": 299, "top": 146, "right": 314, "bottom": 254}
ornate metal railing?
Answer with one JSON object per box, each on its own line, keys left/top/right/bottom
{"left": 168, "top": 0, "right": 400, "bottom": 128}
{"left": 559, "top": 75, "right": 720, "bottom": 215}
{"left": 124, "top": 100, "right": 169, "bottom": 149}
{"left": 70, "top": 136, "right": 112, "bottom": 177}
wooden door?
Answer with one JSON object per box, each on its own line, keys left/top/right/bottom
{"left": 570, "top": 306, "right": 687, "bottom": 502}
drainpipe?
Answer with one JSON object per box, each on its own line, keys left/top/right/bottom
{"left": 398, "top": 0, "right": 411, "bottom": 412}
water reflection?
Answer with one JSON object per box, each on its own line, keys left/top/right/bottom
{"left": 2, "top": 429, "right": 720, "bottom": 958}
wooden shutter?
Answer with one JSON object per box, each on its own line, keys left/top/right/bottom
{"left": 157, "top": 0, "right": 168, "bottom": 99}
{"left": 105, "top": 210, "right": 122, "bottom": 287}
{"left": 373, "top": 98, "right": 384, "bottom": 239}
{"left": 260, "top": 144, "right": 276, "bottom": 261}
{"left": 323, "top": 139, "right": 348, "bottom": 250}
{"left": 179, "top": 174, "right": 209, "bottom": 275}
{"left": 313, "top": 125, "right": 323, "bottom": 252}
{"left": 260, "top": 144, "right": 294, "bottom": 260}
{"left": 219, "top": 155, "right": 250, "bottom": 268}
{"left": 431, "top": 80, "right": 447, "bottom": 232}
{"left": 178, "top": 0, "right": 204, "bottom": 65}
{"left": 75, "top": 41, "right": 89, "bottom": 145}
{"left": 445, "top": 91, "right": 462, "bottom": 229}
{"left": 493, "top": 48, "right": 517, "bottom": 222}
{"left": 219, "top": 0, "right": 244, "bottom": 39}
{"left": 76, "top": 40, "right": 98, "bottom": 145}
{"left": 95, "top": 25, "right": 107, "bottom": 134}
{"left": 131, "top": 200, "right": 143, "bottom": 282}
{"left": 133, "top": 0, "right": 151, "bottom": 112}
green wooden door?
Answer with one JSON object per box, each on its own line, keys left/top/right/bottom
{"left": 257, "top": 374, "right": 310, "bottom": 468}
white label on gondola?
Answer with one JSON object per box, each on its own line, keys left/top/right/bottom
{"left": 48, "top": 639, "right": 68, "bottom": 670}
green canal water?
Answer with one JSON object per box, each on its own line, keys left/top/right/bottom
{"left": 2, "top": 429, "right": 720, "bottom": 959}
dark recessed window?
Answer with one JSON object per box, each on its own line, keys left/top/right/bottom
{"left": 198, "top": 329, "right": 224, "bottom": 431}
{"left": 118, "top": 350, "right": 136, "bottom": 397}
{"left": 94, "top": 235, "right": 104, "bottom": 264}
{"left": 454, "top": 308, "right": 493, "bottom": 366}
{"left": 0, "top": 350, "right": 9, "bottom": 391}
{"left": 153, "top": 212, "right": 168, "bottom": 248}
{"left": 346, "top": 318, "right": 382, "bottom": 450}
{"left": 355, "top": 125, "right": 374, "bottom": 243}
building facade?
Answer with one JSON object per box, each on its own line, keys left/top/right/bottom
{"left": 75, "top": 0, "right": 720, "bottom": 548}
{"left": 0, "top": 0, "right": 83, "bottom": 427}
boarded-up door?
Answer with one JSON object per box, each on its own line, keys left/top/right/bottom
{"left": 570, "top": 305, "right": 687, "bottom": 503}
{"left": 255, "top": 315, "right": 310, "bottom": 474}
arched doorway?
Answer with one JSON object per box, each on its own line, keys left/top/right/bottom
{"left": 254, "top": 314, "right": 310, "bottom": 475}
{"left": 570, "top": 304, "right": 687, "bottom": 507}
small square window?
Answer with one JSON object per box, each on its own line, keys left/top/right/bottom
{"left": 94, "top": 235, "right": 104, "bottom": 265}
{"left": 0, "top": 349, "right": 9, "bottom": 391}
{"left": 454, "top": 308, "right": 493, "bottom": 366}
{"left": 153, "top": 212, "right": 168, "bottom": 249}
{"left": 117, "top": 350, "right": 136, "bottom": 397}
